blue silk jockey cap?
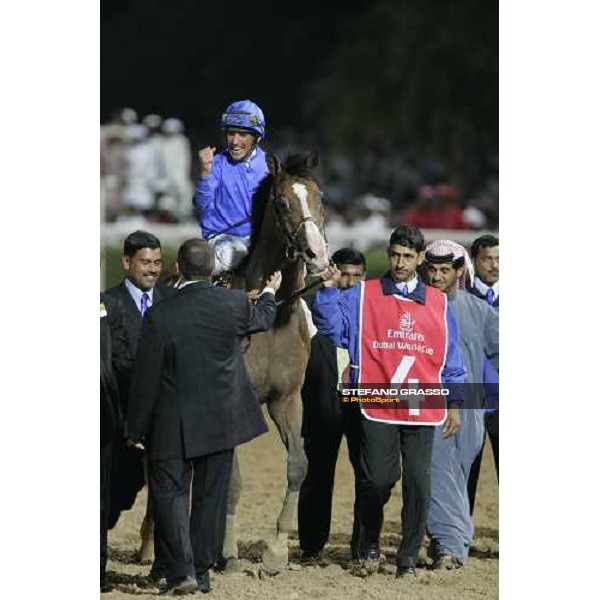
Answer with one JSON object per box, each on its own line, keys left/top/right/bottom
{"left": 221, "top": 100, "right": 266, "bottom": 138}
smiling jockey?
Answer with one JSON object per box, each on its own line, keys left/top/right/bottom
{"left": 193, "top": 100, "right": 270, "bottom": 279}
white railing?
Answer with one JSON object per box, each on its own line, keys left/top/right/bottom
{"left": 100, "top": 220, "right": 498, "bottom": 250}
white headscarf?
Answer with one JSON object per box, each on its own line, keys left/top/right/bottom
{"left": 424, "top": 239, "right": 474, "bottom": 289}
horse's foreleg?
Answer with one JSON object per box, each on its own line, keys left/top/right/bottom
{"left": 262, "top": 393, "right": 308, "bottom": 573}
{"left": 221, "top": 449, "right": 242, "bottom": 567}
{"left": 274, "top": 393, "right": 307, "bottom": 533}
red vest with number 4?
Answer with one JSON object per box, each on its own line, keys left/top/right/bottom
{"left": 358, "top": 279, "right": 448, "bottom": 425}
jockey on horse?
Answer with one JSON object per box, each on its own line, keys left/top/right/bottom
{"left": 193, "top": 99, "right": 269, "bottom": 286}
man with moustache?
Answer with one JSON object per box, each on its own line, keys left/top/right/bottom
{"left": 313, "top": 225, "right": 466, "bottom": 579}
{"left": 466, "top": 234, "right": 500, "bottom": 509}
{"left": 103, "top": 230, "right": 174, "bottom": 580}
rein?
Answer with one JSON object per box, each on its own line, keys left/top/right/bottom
{"left": 275, "top": 276, "right": 326, "bottom": 307}
{"left": 270, "top": 185, "right": 330, "bottom": 305}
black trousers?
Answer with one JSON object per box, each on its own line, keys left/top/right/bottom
{"left": 107, "top": 442, "right": 146, "bottom": 529}
{"left": 100, "top": 442, "right": 113, "bottom": 585}
{"left": 357, "top": 419, "right": 435, "bottom": 568}
{"left": 298, "top": 402, "right": 364, "bottom": 557}
{"left": 149, "top": 449, "right": 233, "bottom": 581}
{"left": 467, "top": 411, "right": 499, "bottom": 514}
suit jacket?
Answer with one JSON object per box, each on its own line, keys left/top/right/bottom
{"left": 103, "top": 280, "right": 175, "bottom": 355}
{"left": 467, "top": 284, "right": 500, "bottom": 310}
{"left": 127, "top": 281, "right": 276, "bottom": 460}
{"left": 103, "top": 281, "right": 175, "bottom": 410}
{"left": 100, "top": 293, "right": 133, "bottom": 446}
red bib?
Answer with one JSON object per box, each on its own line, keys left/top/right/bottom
{"left": 358, "top": 279, "right": 448, "bottom": 425}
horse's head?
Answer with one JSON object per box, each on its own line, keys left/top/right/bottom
{"left": 271, "top": 152, "right": 330, "bottom": 274}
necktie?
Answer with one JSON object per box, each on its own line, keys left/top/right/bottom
{"left": 140, "top": 292, "right": 149, "bottom": 316}
{"left": 400, "top": 283, "right": 408, "bottom": 297}
{"left": 485, "top": 289, "right": 495, "bottom": 305}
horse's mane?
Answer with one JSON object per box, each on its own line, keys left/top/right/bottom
{"left": 280, "top": 152, "right": 319, "bottom": 182}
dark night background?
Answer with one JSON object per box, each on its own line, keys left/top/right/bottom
{"left": 101, "top": 0, "right": 498, "bottom": 202}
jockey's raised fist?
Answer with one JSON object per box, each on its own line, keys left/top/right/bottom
{"left": 198, "top": 146, "right": 217, "bottom": 178}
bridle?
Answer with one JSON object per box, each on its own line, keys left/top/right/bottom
{"left": 272, "top": 185, "right": 326, "bottom": 263}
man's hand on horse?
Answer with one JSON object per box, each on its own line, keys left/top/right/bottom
{"left": 265, "top": 271, "right": 283, "bottom": 292}
{"left": 126, "top": 438, "right": 145, "bottom": 451}
{"left": 317, "top": 265, "right": 341, "bottom": 288}
{"left": 246, "top": 289, "right": 261, "bottom": 303}
{"left": 198, "top": 146, "right": 217, "bottom": 178}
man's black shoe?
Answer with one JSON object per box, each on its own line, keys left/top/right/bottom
{"left": 299, "top": 550, "right": 323, "bottom": 566}
{"left": 158, "top": 575, "right": 198, "bottom": 596}
{"left": 196, "top": 571, "right": 211, "bottom": 594}
{"left": 396, "top": 565, "right": 417, "bottom": 578}
{"left": 149, "top": 569, "right": 167, "bottom": 585}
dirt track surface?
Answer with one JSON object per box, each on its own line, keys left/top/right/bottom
{"left": 105, "top": 409, "right": 498, "bottom": 599}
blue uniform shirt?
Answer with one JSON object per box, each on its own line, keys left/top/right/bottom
{"left": 193, "top": 147, "right": 269, "bottom": 239}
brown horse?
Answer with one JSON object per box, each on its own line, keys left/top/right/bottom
{"left": 139, "top": 152, "right": 330, "bottom": 574}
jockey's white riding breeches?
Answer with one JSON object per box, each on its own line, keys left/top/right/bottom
{"left": 208, "top": 234, "right": 251, "bottom": 275}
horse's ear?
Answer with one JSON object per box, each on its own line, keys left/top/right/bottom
{"left": 267, "top": 153, "right": 282, "bottom": 176}
{"left": 306, "top": 151, "right": 319, "bottom": 170}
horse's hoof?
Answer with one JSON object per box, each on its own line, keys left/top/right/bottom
{"left": 138, "top": 546, "right": 154, "bottom": 565}
{"left": 258, "top": 564, "right": 280, "bottom": 578}
{"left": 262, "top": 544, "right": 288, "bottom": 575}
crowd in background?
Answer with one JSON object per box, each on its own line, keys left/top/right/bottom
{"left": 100, "top": 107, "right": 499, "bottom": 232}
{"left": 100, "top": 108, "right": 193, "bottom": 225}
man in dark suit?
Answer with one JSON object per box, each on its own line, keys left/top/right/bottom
{"left": 100, "top": 293, "right": 132, "bottom": 592}
{"left": 298, "top": 248, "right": 367, "bottom": 562}
{"left": 103, "top": 230, "right": 174, "bottom": 529}
{"left": 126, "top": 238, "right": 281, "bottom": 595}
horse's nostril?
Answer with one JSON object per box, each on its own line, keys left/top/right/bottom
{"left": 305, "top": 249, "right": 316, "bottom": 259}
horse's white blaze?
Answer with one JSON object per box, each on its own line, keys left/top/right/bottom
{"left": 292, "top": 182, "right": 329, "bottom": 269}
{"left": 305, "top": 221, "right": 329, "bottom": 266}
{"left": 292, "top": 182, "right": 311, "bottom": 218}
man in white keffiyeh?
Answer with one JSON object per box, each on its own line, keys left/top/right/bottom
{"left": 422, "top": 238, "right": 499, "bottom": 570}
{"left": 424, "top": 239, "right": 474, "bottom": 290}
